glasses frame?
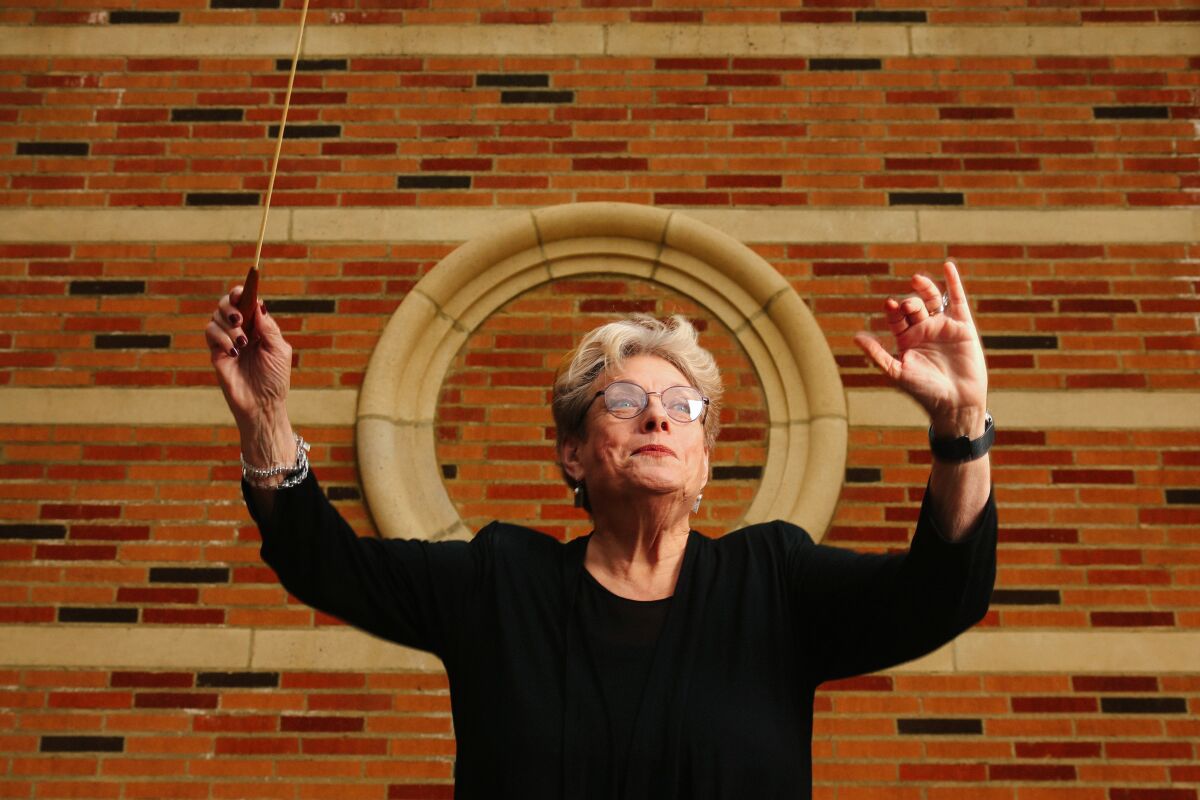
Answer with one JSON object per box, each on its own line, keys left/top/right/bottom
{"left": 585, "top": 380, "right": 710, "bottom": 425}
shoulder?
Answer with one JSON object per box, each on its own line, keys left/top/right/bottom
{"left": 701, "top": 520, "right": 817, "bottom": 568}
{"left": 471, "top": 521, "right": 567, "bottom": 566}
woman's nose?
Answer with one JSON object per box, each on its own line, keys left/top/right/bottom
{"left": 642, "top": 395, "right": 671, "bottom": 430}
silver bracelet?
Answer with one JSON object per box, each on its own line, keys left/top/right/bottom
{"left": 242, "top": 433, "right": 310, "bottom": 489}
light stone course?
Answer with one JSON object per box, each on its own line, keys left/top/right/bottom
{"left": 0, "top": 626, "right": 252, "bottom": 668}
{"left": 4, "top": 388, "right": 1196, "bottom": 429}
{"left": 918, "top": 209, "right": 1199, "bottom": 244}
{"left": 1, "top": 208, "right": 1190, "bottom": 245}
{"left": 1, "top": 627, "right": 1193, "bottom": 674}
{"left": 8, "top": 25, "right": 1190, "bottom": 58}
{"left": 911, "top": 25, "right": 1200, "bottom": 56}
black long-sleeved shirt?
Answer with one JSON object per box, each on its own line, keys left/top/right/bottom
{"left": 245, "top": 473, "right": 997, "bottom": 800}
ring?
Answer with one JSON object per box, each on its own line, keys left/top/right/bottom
{"left": 931, "top": 292, "right": 949, "bottom": 316}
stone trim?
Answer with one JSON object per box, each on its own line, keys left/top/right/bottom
{"left": 0, "top": 626, "right": 1194, "bottom": 674}
{"left": 1, "top": 208, "right": 1195, "bottom": 245}
{"left": 355, "top": 202, "right": 847, "bottom": 541}
{"left": 1, "top": 25, "right": 1194, "bottom": 57}
{"left": 1, "top": 388, "right": 1196, "bottom": 430}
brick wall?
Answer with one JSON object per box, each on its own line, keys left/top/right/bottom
{"left": 1, "top": 5, "right": 1197, "bottom": 800}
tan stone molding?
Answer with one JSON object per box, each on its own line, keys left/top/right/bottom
{"left": 2, "top": 208, "right": 1196, "bottom": 245}
{"left": 2, "top": 388, "right": 1197, "bottom": 430}
{"left": 1, "top": 24, "right": 1195, "bottom": 57}
{"left": 0, "top": 388, "right": 357, "bottom": 427}
{"left": 0, "top": 626, "right": 1195, "bottom": 674}
{"left": 356, "top": 202, "right": 847, "bottom": 541}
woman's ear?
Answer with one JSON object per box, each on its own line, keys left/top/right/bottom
{"left": 559, "top": 437, "right": 584, "bottom": 484}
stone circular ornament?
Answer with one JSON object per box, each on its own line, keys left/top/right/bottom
{"left": 357, "top": 202, "right": 847, "bottom": 542}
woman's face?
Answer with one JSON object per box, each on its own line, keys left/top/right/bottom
{"left": 561, "top": 354, "right": 709, "bottom": 510}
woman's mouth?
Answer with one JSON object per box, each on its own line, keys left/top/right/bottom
{"left": 632, "top": 445, "right": 676, "bottom": 457}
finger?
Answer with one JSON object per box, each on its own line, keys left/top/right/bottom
{"left": 898, "top": 295, "right": 928, "bottom": 325}
{"left": 912, "top": 273, "right": 943, "bottom": 314}
{"left": 211, "top": 307, "right": 248, "bottom": 350}
{"left": 943, "top": 260, "right": 972, "bottom": 320}
{"left": 218, "top": 287, "right": 245, "bottom": 328}
{"left": 884, "top": 297, "right": 909, "bottom": 336}
{"left": 853, "top": 332, "right": 901, "bottom": 382}
{"left": 205, "top": 320, "right": 238, "bottom": 359}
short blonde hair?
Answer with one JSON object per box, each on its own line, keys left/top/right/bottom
{"left": 552, "top": 315, "right": 723, "bottom": 460}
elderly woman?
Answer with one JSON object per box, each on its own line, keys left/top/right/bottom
{"left": 205, "top": 260, "right": 996, "bottom": 800}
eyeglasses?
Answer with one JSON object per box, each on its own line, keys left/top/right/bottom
{"left": 587, "top": 381, "right": 709, "bottom": 424}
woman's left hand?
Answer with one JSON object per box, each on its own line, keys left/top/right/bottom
{"left": 853, "top": 260, "right": 988, "bottom": 436}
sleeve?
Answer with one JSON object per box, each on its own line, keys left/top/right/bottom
{"left": 243, "top": 470, "right": 486, "bottom": 661}
{"left": 788, "top": 483, "right": 997, "bottom": 684}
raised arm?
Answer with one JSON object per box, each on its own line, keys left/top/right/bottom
{"left": 204, "top": 288, "right": 478, "bottom": 657}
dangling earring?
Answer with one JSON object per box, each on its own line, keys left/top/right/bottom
{"left": 691, "top": 493, "right": 703, "bottom": 514}
{"left": 573, "top": 481, "right": 587, "bottom": 509}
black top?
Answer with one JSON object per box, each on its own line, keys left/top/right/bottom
{"left": 579, "top": 569, "right": 670, "bottom": 792}
{"left": 245, "top": 473, "right": 997, "bottom": 800}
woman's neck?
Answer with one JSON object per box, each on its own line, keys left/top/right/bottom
{"left": 585, "top": 503, "right": 691, "bottom": 600}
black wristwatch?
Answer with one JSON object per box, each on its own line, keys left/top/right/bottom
{"left": 929, "top": 412, "right": 994, "bottom": 463}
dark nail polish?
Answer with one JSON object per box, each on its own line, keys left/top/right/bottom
{"left": 229, "top": 347, "right": 239, "bottom": 358}
{"left": 229, "top": 314, "right": 240, "bottom": 325}
{"left": 236, "top": 335, "right": 248, "bottom": 349}
{"left": 260, "top": 301, "right": 268, "bottom": 316}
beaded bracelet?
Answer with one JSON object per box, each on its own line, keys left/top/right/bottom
{"left": 242, "top": 433, "right": 310, "bottom": 489}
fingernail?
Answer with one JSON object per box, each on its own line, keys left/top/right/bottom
{"left": 229, "top": 313, "right": 240, "bottom": 325}
{"left": 260, "top": 301, "right": 268, "bottom": 316}
{"left": 236, "top": 335, "right": 248, "bottom": 349}
{"left": 229, "top": 347, "right": 239, "bottom": 358}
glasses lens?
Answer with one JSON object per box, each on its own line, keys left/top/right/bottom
{"left": 662, "top": 386, "right": 706, "bottom": 422}
{"left": 603, "top": 382, "right": 647, "bottom": 418}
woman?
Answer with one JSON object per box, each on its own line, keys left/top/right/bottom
{"left": 205, "top": 260, "right": 996, "bottom": 800}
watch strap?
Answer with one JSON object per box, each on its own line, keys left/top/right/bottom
{"left": 929, "top": 413, "right": 994, "bottom": 463}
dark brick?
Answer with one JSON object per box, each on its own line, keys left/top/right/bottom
{"left": 58, "top": 607, "right": 139, "bottom": 623}
{"left": 109, "top": 10, "right": 180, "bottom": 22}
{"left": 267, "top": 124, "right": 341, "bottom": 139}
{"left": 991, "top": 589, "right": 1060, "bottom": 606}
{"left": 898, "top": 718, "right": 982, "bottom": 735}
{"left": 17, "top": 142, "right": 89, "bottom": 156}
{"left": 171, "top": 108, "right": 244, "bottom": 122}
{"left": 441, "top": 464, "right": 458, "bottom": 480}
{"left": 94, "top": 334, "right": 170, "bottom": 349}
{"left": 282, "top": 715, "right": 366, "bottom": 732}
{"left": 397, "top": 175, "right": 471, "bottom": 189}
{"left": 981, "top": 335, "right": 1058, "bottom": 350}
{"left": 477, "top": 74, "right": 550, "bottom": 87}
{"left": 134, "top": 692, "right": 219, "bottom": 709}
{"left": 41, "top": 736, "right": 123, "bottom": 752}
{"left": 855, "top": 10, "right": 926, "bottom": 22}
{"left": 149, "top": 567, "right": 230, "bottom": 584}
{"left": 0, "top": 524, "right": 66, "bottom": 540}
{"left": 267, "top": 299, "right": 335, "bottom": 314}
{"left": 1165, "top": 489, "right": 1200, "bottom": 504}
{"left": 888, "top": 192, "right": 964, "bottom": 206}
{"left": 809, "top": 58, "right": 881, "bottom": 71}
{"left": 711, "top": 465, "right": 763, "bottom": 480}
{"left": 1093, "top": 106, "right": 1169, "bottom": 119}
{"left": 1100, "top": 697, "right": 1187, "bottom": 714}
{"left": 501, "top": 90, "right": 574, "bottom": 104}
{"left": 197, "top": 672, "right": 279, "bottom": 688}
{"left": 212, "top": 0, "right": 280, "bottom": 7}
{"left": 845, "top": 468, "right": 882, "bottom": 483}
{"left": 185, "top": 193, "right": 260, "bottom": 206}
{"left": 69, "top": 280, "right": 145, "bottom": 295}
{"left": 276, "top": 58, "right": 347, "bottom": 71}
{"left": 111, "top": 672, "right": 194, "bottom": 688}
{"left": 327, "top": 486, "right": 362, "bottom": 501}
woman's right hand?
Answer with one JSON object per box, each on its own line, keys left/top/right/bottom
{"left": 205, "top": 286, "right": 295, "bottom": 466}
